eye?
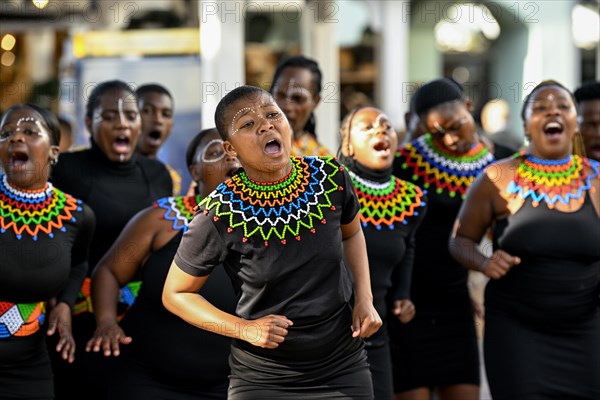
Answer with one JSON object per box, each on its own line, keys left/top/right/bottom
{"left": 240, "top": 120, "right": 254, "bottom": 129}
{"left": 126, "top": 112, "right": 138, "bottom": 121}
{"left": 267, "top": 111, "right": 280, "bottom": 119}
{"left": 0, "top": 130, "right": 13, "bottom": 140}
{"left": 102, "top": 113, "right": 116, "bottom": 121}
{"left": 23, "top": 129, "right": 38, "bottom": 136}
{"left": 163, "top": 111, "right": 173, "bottom": 118}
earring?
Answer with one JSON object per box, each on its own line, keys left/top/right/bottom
{"left": 50, "top": 158, "right": 58, "bottom": 166}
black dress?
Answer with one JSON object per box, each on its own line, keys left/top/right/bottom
{"left": 49, "top": 142, "right": 172, "bottom": 400}
{"left": 0, "top": 175, "right": 94, "bottom": 400}
{"left": 390, "top": 134, "right": 495, "bottom": 391}
{"left": 486, "top": 194, "right": 600, "bottom": 399}
{"left": 343, "top": 160, "right": 426, "bottom": 400}
{"left": 174, "top": 156, "right": 374, "bottom": 399}
{"left": 107, "top": 196, "right": 236, "bottom": 400}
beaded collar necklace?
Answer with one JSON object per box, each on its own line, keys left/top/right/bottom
{"left": 200, "top": 156, "right": 343, "bottom": 246}
{"left": 155, "top": 195, "right": 203, "bottom": 232}
{"left": 0, "top": 174, "right": 81, "bottom": 240}
{"left": 397, "top": 133, "right": 495, "bottom": 199}
{"left": 348, "top": 170, "right": 425, "bottom": 229}
{"left": 507, "top": 153, "right": 598, "bottom": 208}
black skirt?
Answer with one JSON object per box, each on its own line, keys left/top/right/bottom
{"left": 227, "top": 305, "right": 373, "bottom": 399}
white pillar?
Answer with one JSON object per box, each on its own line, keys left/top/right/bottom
{"left": 374, "top": 0, "right": 410, "bottom": 131}
{"left": 522, "top": 1, "right": 579, "bottom": 93}
{"left": 301, "top": 0, "right": 339, "bottom": 154}
{"left": 198, "top": 0, "right": 245, "bottom": 129}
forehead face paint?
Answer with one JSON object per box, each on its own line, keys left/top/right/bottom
{"left": 0, "top": 116, "right": 47, "bottom": 142}
{"left": 195, "top": 138, "right": 226, "bottom": 163}
{"left": 230, "top": 105, "right": 284, "bottom": 136}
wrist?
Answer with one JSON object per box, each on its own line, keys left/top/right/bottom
{"left": 479, "top": 257, "right": 490, "bottom": 272}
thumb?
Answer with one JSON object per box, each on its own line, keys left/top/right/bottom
{"left": 351, "top": 315, "right": 362, "bottom": 338}
{"left": 512, "top": 256, "right": 521, "bottom": 265}
{"left": 392, "top": 301, "right": 402, "bottom": 316}
{"left": 46, "top": 316, "right": 57, "bottom": 336}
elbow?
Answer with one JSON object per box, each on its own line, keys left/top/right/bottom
{"left": 162, "top": 286, "right": 176, "bottom": 315}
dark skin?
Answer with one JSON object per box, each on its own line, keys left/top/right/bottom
{"left": 396, "top": 100, "right": 481, "bottom": 400}
{"left": 0, "top": 107, "right": 76, "bottom": 363}
{"left": 450, "top": 85, "right": 600, "bottom": 285}
{"left": 136, "top": 92, "right": 174, "bottom": 159}
{"left": 341, "top": 107, "right": 415, "bottom": 324}
{"left": 578, "top": 98, "right": 600, "bottom": 161}
{"left": 86, "top": 130, "right": 240, "bottom": 356}
{"left": 162, "top": 92, "right": 382, "bottom": 349}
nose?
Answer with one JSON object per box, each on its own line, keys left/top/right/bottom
{"left": 258, "top": 117, "right": 274, "bottom": 134}
{"left": 153, "top": 110, "right": 164, "bottom": 125}
{"left": 9, "top": 130, "right": 26, "bottom": 143}
{"left": 442, "top": 132, "right": 459, "bottom": 147}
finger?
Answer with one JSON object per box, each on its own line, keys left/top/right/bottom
{"left": 85, "top": 338, "right": 95, "bottom": 352}
{"left": 46, "top": 318, "right": 57, "bottom": 336}
{"left": 272, "top": 315, "right": 293, "bottom": 327}
{"left": 351, "top": 316, "right": 362, "bottom": 337}
{"left": 119, "top": 336, "right": 133, "bottom": 345}
{"left": 111, "top": 337, "right": 121, "bottom": 357}
{"left": 102, "top": 336, "right": 113, "bottom": 357}
{"left": 270, "top": 334, "right": 287, "bottom": 344}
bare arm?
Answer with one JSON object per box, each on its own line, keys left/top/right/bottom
{"left": 87, "top": 207, "right": 159, "bottom": 356}
{"left": 342, "top": 214, "right": 382, "bottom": 338}
{"left": 449, "top": 165, "right": 520, "bottom": 279}
{"left": 162, "top": 262, "right": 293, "bottom": 349}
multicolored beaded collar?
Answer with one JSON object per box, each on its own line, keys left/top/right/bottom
{"left": 200, "top": 156, "right": 343, "bottom": 246}
{"left": 396, "top": 134, "right": 495, "bottom": 199}
{"left": 506, "top": 153, "right": 599, "bottom": 208}
{"left": 348, "top": 170, "right": 425, "bottom": 229}
{"left": 0, "top": 301, "right": 45, "bottom": 338}
{"left": 0, "top": 174, "right": 81, "bottom": 240}
{"left": 155, "top": 195, "right": 202, "bottom": 232}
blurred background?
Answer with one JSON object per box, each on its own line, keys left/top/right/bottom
{"left": 1, "top": 0, "right": 598, "bottom": 189}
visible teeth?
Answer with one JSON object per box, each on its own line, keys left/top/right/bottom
{"left": 545, "top": 122, "right": 561, "bottom": 129}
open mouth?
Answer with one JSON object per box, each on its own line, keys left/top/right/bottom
{"left": 112, "top": 135, "right": 131, "bottom": 154}
{"left": 264, "top": 139, "right": 282, "bottom": 155}
{"left": 543, "top": 121, "right": 564, "bottom": 136}
{"left": 11, "top": 151, "right": 29, "bottom": 168}
{"left": 147, "top": 130, "right": 162, "bottom": 145}
{"left": 373, "top": 141, "right": 390, "bottom": 156}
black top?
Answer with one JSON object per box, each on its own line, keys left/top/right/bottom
{"left": 50, "top": 142, "right": 172, "bottom": 272}
{"left": 120, "top": 230, "right": 236, "bottom": 386}
{"left": 0, "top": 176, "right": 95, "bottom": 362}
{"left": 344, "top": 160, "right": 426, "bottom": 345}
{"left": 489, "top": 195, "right": 600, "bottom": 323}
{"left": 175, "top": 156, "right": 360, "bottom": 361}
{"left": 394, "top": 135, "right": 495, "bottom": 315}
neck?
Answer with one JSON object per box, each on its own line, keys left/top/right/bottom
{"left": 244, "top": 160, "right": 293, "bottom": 183}
{"left": 2, "top": 173, "right": 49, "bottom": 193}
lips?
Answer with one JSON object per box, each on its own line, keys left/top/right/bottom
{"left": 373, "top": 140, "right": 391, "bottom": 157}
{"left": 264, "top": 138, "right": 282, "bottom": 155}
{"left": 146, "top": 129, "right": 163, "bottom": 146}
{"left": 543, "top": 121, "right": 564, "bottom": 135}
{"left": 11, "top": 151, "right": 29, "bottom": 169}
{"left": 112, "top": 135, "right": 132, "bottom": 154}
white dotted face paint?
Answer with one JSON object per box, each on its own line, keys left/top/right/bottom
{"left": 230, "top": 105, "right": 285, "bottom": 137}
{"left": 0, "top": 116, "right": 47, "bottom": 142}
